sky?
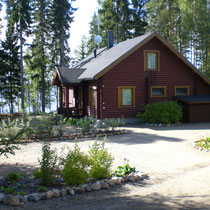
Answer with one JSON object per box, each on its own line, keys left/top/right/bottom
{"left": 69, "top": 0, "right": 99, "bottom": 56}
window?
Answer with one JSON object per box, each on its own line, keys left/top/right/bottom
{"left": 144, "top": 50, "right": 160, "bottom": 71}
{"left": 151, "top": 86, "right": 166, "bottom": 97}
{"left": 89, "top": 86, "right": 96, "bottom": 106}
{"left": 118, "top": 86, "right": 135, "bottom": 108}
{"left": 175, "top": 86, "right": 189, "bottom": 96}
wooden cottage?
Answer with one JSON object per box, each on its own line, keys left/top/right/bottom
{"left": 53, "top": 32, "right": 210, "bottom": 122}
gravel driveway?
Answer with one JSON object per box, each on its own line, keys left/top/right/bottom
{"left": 1, "top": 123, "right": 210, "bottom": 210}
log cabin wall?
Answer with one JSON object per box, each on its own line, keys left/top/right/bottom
{"left": 100, "top": 37, "right": 210, "bottom": 119}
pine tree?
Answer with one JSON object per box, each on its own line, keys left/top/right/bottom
{"left": 5, "top": 0, "right": 32, "bottom": 111}
{"left": 88, "top": 0, "right": 148, "bottom": 50}
{"left": 49, "top": 0, "right": 76, "bottom": 67}
{"left": 74, "top": 35, "right": 89, "bottom": 62}
{"left": 145, "top": 0, "right": 210, "bottom": 75}
{"left": 31, "top": 0, "right": 51, "bottom": 113}
{"left": 0, "top": 33, "right": 20, "bottom": 114}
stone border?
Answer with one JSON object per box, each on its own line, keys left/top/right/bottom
{"left": 15, "top": 130, "right": 127, "bottom": 144}
{"left": 0, "top": 172, "right": 148, "bottom": 207}
{"left": 143, "top": 123, "right": 181, "bottom": 127}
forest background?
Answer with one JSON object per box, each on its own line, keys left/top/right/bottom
{"left": 0, "top": 0, "right": 209, "bottom": 114}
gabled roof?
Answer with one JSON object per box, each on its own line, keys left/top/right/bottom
{"left": 54, "top": 32, "right": 210, "bottom": 86}
{"left": 77, "top": 33, "right": 152, "bottom": 80}
{"left": 53, "top": 67, "right": 85, "bottom": 85}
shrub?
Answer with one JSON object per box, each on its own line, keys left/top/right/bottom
{"left": 39, "top": 143, "right": 58, "bottom": 186}
{"left": 57, "top": 118, "right": 66, "bottom": 137}
{"left": 61, "top": 140, "right": 89, "bottom": 185}
{"left": 77, "top": 117, "right": 95, "bottom": 134}
{"left": 32, "top": 117, "right": 54, "bottom": 137}
{"left": 103, "top": 118, "right": 125, "bottom": 131}
{"left": 17, "top": 191, "right": 26, "bottom": 196}
{"left": 114, "top": 164, "right": 136, "bottom": 177}
{"left": 66, "top": 117, "right": 79, "bottom": 126}
{"left": 7, "top": 172, "right": 21, "bottom": 182}
{"left": 33, "top": 169, "right": 41, "bottom": 179}
{"left": 196, "top": 137, "right": 210, "bottom": 150}
{"left": 0, "top": 119, "right": 26, "bottom": 157}
{"left": 88, "top": 137, "right": 113, "bottom": 179}
{"left": 137, "top": 101, "right": 182, "bottom": 124}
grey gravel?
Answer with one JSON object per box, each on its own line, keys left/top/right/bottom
{"left": 1, "top": 123, "right": 210, "bottom": 209}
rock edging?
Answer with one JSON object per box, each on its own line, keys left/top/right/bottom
{"left": 0, "top": 172, "right": 148, "bottom": 207}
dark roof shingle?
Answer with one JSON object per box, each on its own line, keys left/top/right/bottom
{"left": 57, "top": 67, "right": 85, "bottom": 84}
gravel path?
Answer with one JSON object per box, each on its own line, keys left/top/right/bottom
{"left": 1, "top": 123, "right": 210, "bottom": 209}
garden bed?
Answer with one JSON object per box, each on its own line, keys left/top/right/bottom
{"left": 0, "top": 170, "right": 148, "bottom": 207}
{"left": 12, "top": 129, "right": 127, "bottom": 144}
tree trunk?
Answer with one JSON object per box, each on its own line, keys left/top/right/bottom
{"left": 60, "top": 25, "right": 65, "bottom": 67}
{"left": 20, "top": 22, "right": 24, "bottom": 111}
{"left": 168, "top": 0, "right": 172, "bottom": 44}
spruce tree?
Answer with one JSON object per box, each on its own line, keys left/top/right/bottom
{"left": 5, "top": 0, "right": 32, "bottom": 111}
{"left": 88, "top": 0, "right": 148, "bottom": 50}
{"left": 49, "top": 0, "right": 76, "bottom": 67}
{"left": 0, "top": 33, "right": 20, "bottom": 114}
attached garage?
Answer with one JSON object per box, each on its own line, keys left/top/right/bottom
{"left": 176, "top": 96, "right": 210, "bottom": 123}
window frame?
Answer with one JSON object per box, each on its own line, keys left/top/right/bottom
{"left": 151, "top": 86, "right": 167, "bottom": 98}
{"left": 89, "top": 86, "right": 97, "bottom": 106}
{"left": 118, "top": 86, "right": 136, "bottom": 108}
{"left": 144, "top": 50, "right": 160, "bottom": 72}
{"left": 175, "top": 86, "right": 190, "bottom": 96}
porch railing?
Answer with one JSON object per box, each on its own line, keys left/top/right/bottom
{"left": 58, "top": 107, "right": 83, "bottom": 118}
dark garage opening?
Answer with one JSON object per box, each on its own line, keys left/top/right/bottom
{"left": 175, "top": 96, "right": 210, "bottom": 123}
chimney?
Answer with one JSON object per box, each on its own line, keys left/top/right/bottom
{"left": 107, "top": 31, "right": 113, "bottom": 49}
{"left": 93, "top": 48, "right": 97, "bottom": 58}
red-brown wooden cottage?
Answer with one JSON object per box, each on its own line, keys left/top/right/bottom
{"left": 53, "top": 32, "right": 210, "bottom": 122}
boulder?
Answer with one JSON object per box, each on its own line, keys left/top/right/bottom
{"left": 45, "top": 190, "right": 54, "bottom": 199}
{"left": 112, "top": 177, "right": 121, "bottom": 184}
{"left": 29, "top": 193, "right": 41, "bottom": 202}
{"left": 128, "top": 176, "right": 135, "bottom": 182}
{"left": 76, "top": 186, "right": 86, "bottom": 193}
{"left": 4, "top": 195, "right": 20, "bottom": 206}
{"left": 60, "top": 189, "right": 67, "bottom": 196}
{"left": 66, "top": 187, "right": 75, "bottom": 195}
{"left": 0, "top": 193, "right": 5, "bottom": 202}
{"left": 52, "top": 189, "right": 60, "bottom": 197}
{"left": 101, "top": 181, "right": 109, "bottom": 189}
{"left": 91, "top": 182, "right": 101, "bottom": 191}
{"left": 85, "top": 185, "right": 92, "bottom": 192}
{"left": 107, "top": 179, "right": 115, "bottom": 186}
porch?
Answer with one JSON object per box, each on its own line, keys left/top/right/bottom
{"left": 53, "top": 67, "right": 99, "bottom": 119}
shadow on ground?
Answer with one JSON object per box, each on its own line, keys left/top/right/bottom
{"left": 1, "top": 182, "right": 209, "bottom": 210}
{"left": 125, "top": 122, "right": 210, "bottom": 131}
{"left": 104, "top": 131, "right": 183, "bottom": 145}
{"left": 0, "top": 163, "right": 39, "bottom": 177}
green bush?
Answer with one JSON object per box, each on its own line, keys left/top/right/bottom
{"left": 114, "top": 164, "right": 136, "bottom": 177}
{"left": 88, "top": 138, "right": 113, "bottom": 179}
{"left": 32, "top": 117, "right": 54, "bottom": 137}
{"left": 0, "top": 119, "right": 26, "bottom": 157}
{"left": 33, "top": 169, "right": 41, "bottom": 179}
{"left": 196, "top": 137, "right": 210, "bottom": 150}
{"left": 39, "top": 143, "right": 58, "bottom": 186}
{"left": 77, "top": 117, "right": 95, "bottom": 134}
{"left": 7, "top": 172, "right": 21, "bottom": 182}
{"left": 61, "top": 141, "right": 89, "bottom": 185}
{"left": 103, "top": 118, "right": 125, "bottom": 131}
{"left": 66, "top": 117, "right": 79, "bottom": 126}
{"left": 137, "top": 101, "right": 182, "bottom": 124}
